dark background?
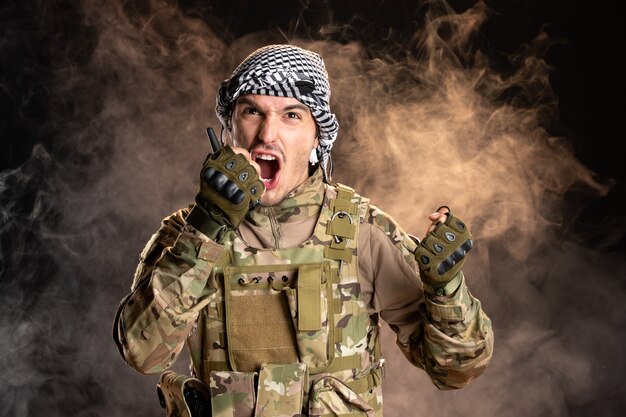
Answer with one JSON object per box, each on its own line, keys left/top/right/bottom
{"left": 3, "top": 0, "right": 625, "bottom": 245}
{"left": 1, "top": 1, "right": 624, "bottom": 416}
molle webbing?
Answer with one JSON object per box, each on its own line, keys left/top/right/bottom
{"left": 324, "top": 184, "right": 359, "bottom": 263}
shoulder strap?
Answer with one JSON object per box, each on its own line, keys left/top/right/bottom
{"left": 323, "top": 183, "right": 361, "bottom": 263}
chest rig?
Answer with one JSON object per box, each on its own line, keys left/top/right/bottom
{"left": 189, "top": 183, "right": 384, "bottom": 415}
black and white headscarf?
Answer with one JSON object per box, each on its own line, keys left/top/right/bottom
{"left": 216, "top": 44, "right": 339, "bottom": 181}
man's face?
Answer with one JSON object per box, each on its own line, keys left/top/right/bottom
{"left": 230, "top": 94, "right": 319, "bottom": 207}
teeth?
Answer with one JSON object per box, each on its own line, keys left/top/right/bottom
{"left": 255, "top": 154, "right": 276, "bottom": 161}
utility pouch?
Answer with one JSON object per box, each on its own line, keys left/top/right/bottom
{"left": 284, "top": 262, "right": 336, "bottom": 372}
{"left": 209, "top": 370, "right": 257, "bottom": 417}
{"left": 254, "top": 363, "right": 308, "bottom": 416}
{"left": 157, "top": 370, "right": 211, "bottom": 417}
{"left": 308, "top": 375, "right": 379, "bottom": 417}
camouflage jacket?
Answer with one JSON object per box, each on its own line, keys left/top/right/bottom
{"left": 114, "top": 169, "right": 493, "bottom": 415}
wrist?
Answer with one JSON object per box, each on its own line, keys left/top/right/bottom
{"left": 421, "top": 271, "right": 463, "bottom": 297}
{"left": 185, "top": 204, "right": 230, "bottom": 242}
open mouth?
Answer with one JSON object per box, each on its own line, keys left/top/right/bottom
{"left": 252, "top": 152, "right": 281, "bottom": 190}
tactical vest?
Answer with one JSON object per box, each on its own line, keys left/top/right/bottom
{"left": 188, "top": 183, "right": 385, "bottom": 416}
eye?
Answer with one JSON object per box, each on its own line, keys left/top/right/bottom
{"left": 286, "top": 112, "right": 301, "bottom": 119}
{"left": 243, "top": 107, "right": 259, "bottom": 115}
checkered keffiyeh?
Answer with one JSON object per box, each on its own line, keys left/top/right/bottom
{"left": 216, "top": 44, "right": 339, "bottom": 181}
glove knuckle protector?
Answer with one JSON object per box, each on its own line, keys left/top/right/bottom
{"left": 196, "top": 146, "right": 264, "bottom": 228}
{"left": 415, "top": 211, "right": 473, "bottom": 288}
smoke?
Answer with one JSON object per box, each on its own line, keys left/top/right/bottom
{"left": 1, "top": 1, "right": 624, "bottom": 416}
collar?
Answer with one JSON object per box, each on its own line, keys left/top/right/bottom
{"left": 246, "top": 168, "right": 325, "bottom": 225}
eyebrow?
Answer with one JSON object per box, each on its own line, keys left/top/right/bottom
{"left": 237, "top": 97, "right": 310, "bottom": 112}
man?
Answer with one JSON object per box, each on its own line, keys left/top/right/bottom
{"left": 114, "top": 44, "right": 493, "bottom": 417}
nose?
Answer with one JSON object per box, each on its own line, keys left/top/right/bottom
{"left": 257, "top": 115, "right": 279, "bottom": 144}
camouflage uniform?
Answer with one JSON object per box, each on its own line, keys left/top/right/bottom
{"left": 114, "top": 169, "right": 494, "bottom": 416}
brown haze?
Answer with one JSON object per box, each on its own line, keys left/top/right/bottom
{"left": 0, "top": 1, "right": 623, "bottom": 417}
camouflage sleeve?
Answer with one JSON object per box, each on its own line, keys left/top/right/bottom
{"left": 113, "top": 208, "right": 223, "bottom": 374}
{"left": 362, "top": 204, "right": 494, "bottom": 389}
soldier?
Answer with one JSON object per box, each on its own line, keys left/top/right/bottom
{"left": 113, "top": 44, "right": 494, "bottom": 417}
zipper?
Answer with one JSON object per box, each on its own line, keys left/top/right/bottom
{"left": 265, "top": 207, "right": 282, "bottom": 248}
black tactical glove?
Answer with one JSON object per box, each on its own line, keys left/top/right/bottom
{"left": 185, "top": 146, "right": 265, "bottom": 241}
{"left": 415, "top": 211, "right": 473, "bottom": 296}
